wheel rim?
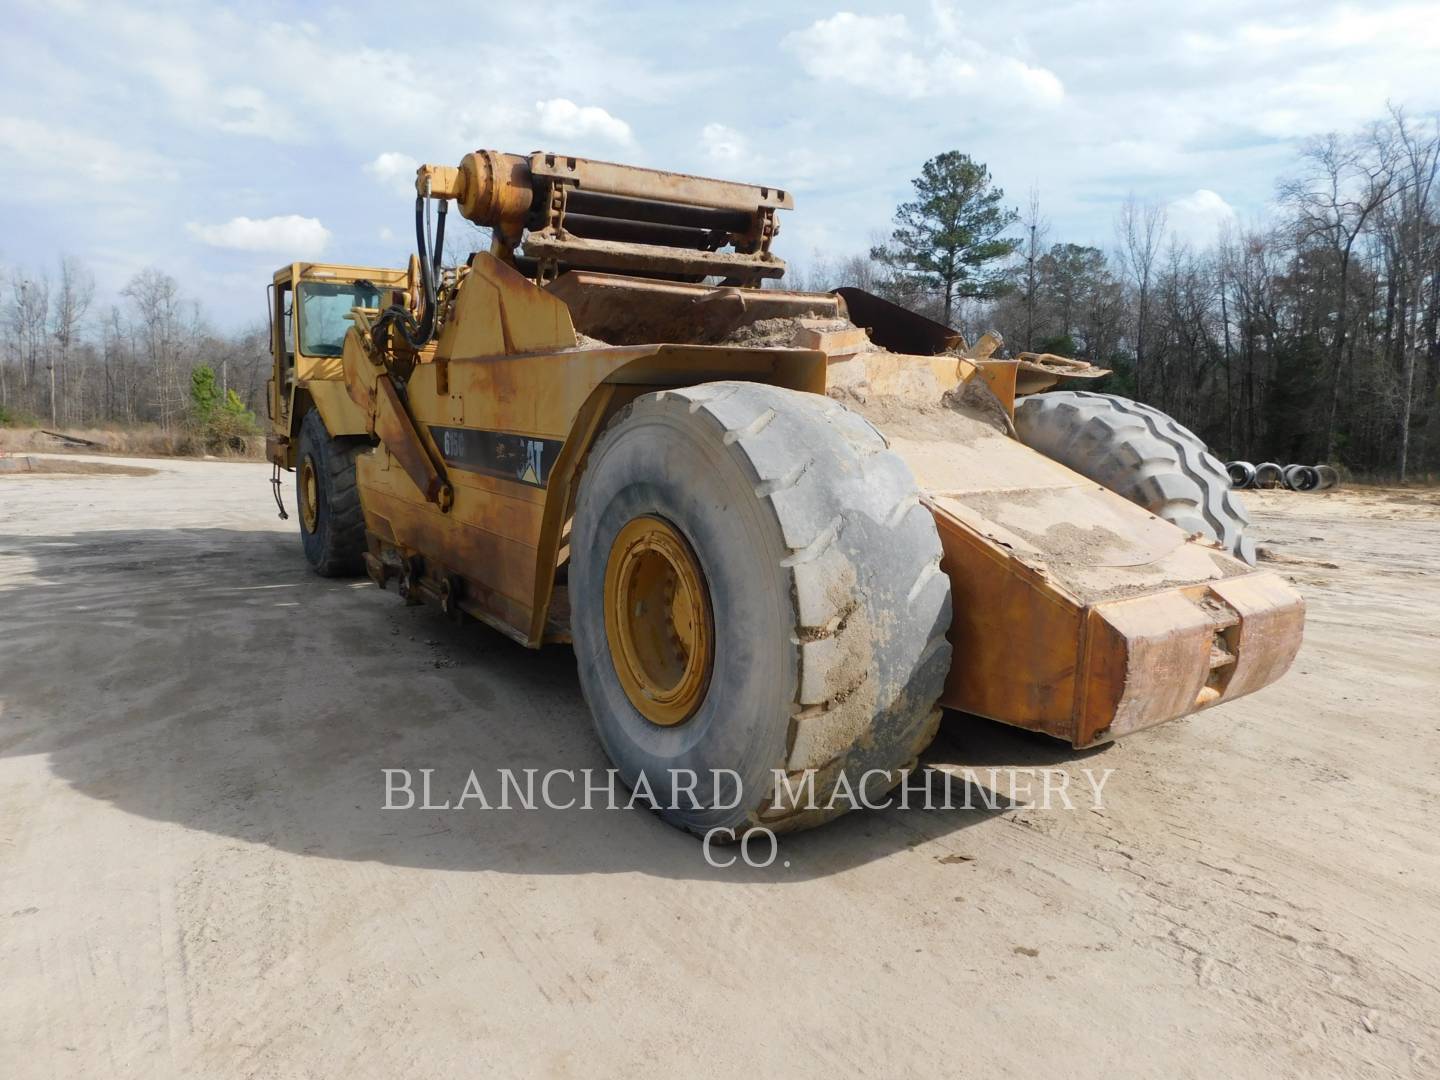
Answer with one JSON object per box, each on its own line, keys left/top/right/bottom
{"left": 299, "top": 457, "right": 320, "bottom": 534}
{"left": 604, "top": 516, "right": 714, "bottom": 727}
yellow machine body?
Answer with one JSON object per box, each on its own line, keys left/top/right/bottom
{"left": 269, "top": 149, "right": 1304, "bottom": 748}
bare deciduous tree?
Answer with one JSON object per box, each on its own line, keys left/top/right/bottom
{"left": 50, "top": 257, "right": 94, "bottom": 427}
{"left": 1018, "top": 188, "right": 1049, "bottom": 352}
{"left": 1116, "top": 196, "right": 1168, "bottom": 399}
{"left": 1280, "top": 128, "right": 1397, "bottom": 458}
{"left": 1381, "top": 107, "right": 1440, "bottom": 479}
{"left": 122, "top": 268, "right": 191, "bottom": 432}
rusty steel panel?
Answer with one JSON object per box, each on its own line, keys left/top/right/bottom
{"left": 932, "top": 500, "right": 1083, "bottom": 739}
{"left": 1075, "top": 574, "right": 1304, "bottom": 744}
{"left": 521, "top": 233, "right": 786, "bottom": 282}
{"left": 874, "top": 355, "right": 1304, "bottom": 744}
{"left": 528, "top": 152, "right": 793, "bottom": 211}
{"left": 1205, "top": 573, "right": 1306, "bottom": 700}
{"left": 931, "top": 485, "right": 1307, "bottom": 746}
{"left": 357, "top": 475, "right": 540, "bottom": 642}
{"left": 835, "top": 287, "right": 963, "bottom": 355}
{"left": 1013, "top": 353, "right": 1112, "bottom": 397}
{"left": 374, "top": 377, "right": 448, "bottom": 507}
{"left": 435, "top": 254, "right": 576, "bottom": 358}
{"left": 546, "top": 272, "right": 843, "bottom": 346}
{"left": 419, "top": 149, "right": 791, "bottom": 283}
{"left": 1080, "top": 593, "right": 1216, "bottom": 743}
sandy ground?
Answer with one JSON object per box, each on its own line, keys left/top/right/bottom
{"left": 2, "top": 457, "right": 1438, "bottom": 1078}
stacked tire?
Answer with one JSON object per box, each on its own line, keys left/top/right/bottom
{"left": 1226, "top": 460, "right": 1337, "bottom": 491}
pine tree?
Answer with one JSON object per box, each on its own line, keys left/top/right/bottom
{"left": 189, "top": 364, "right": 219, "bottom": 423}
{"left": 873, "top": 152, "right": 1020, "bottom": 326}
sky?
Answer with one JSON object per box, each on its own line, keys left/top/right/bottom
{"left": 3, "top": 0, "right": 1439, "bottom": 329}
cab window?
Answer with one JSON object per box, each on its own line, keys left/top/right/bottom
{"left": 298, "top": 281, "right": 381, "bottom": 357}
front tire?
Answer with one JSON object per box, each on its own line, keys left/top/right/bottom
{"left": 296, "top": 409, "right": 367, "bottom": 577}
{"left": 570, "top": 382, "right": 952, "bottom": 836}
{"left": 1015, "top": 391, "right": 1255, "bottom": 565}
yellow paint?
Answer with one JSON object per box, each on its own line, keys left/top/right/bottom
{"left": 604, "top": 515, "right": 714, "bottom": 726}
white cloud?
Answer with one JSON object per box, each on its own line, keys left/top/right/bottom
{"left": 1171, "top": 188, "right": 1234, "bottom": 218}
{"left": 212, "top": 85, "right": 298, "bottom": 140}
{"left": 365, "top": 151, "right": 420, "bottom": 197}
{"left": 788, "top": 13, "right": 925, "bottom": 96}
{"left": 1183, "top": 6, "right": 1440, "bottom": 59}
{"left": 1167, "top": 189, "right": 1237, "bottom": 246}
{"left": 186, "top": 215, "right": 332, "bottom": 258}
{"left": 0, "top": 115, "right": 169, "bottom": 187}
{"left": 694, "top": 122, "right": 850, "bottom": 193}
{"left": 1098, "top": 139, "right": 1187, "bottom": 176}
{"left": 534, "top": 98, "right": 633, "bottom": 145}
{"left": 104, "top": 11, "right": 301, "bottom": 142}
{"left": 700, "top": 123, "right": 749, "bottom": 166}
{"left": 783, "top": 9, "right": 1063, "bottom": 107}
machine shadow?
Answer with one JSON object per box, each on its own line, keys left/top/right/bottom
{"left": 0, "top": 525, "right": 1107, "bottom": 883}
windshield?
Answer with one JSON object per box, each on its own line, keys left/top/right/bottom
{"left": 298, "top": 281, "right": 381, "bottom": 357}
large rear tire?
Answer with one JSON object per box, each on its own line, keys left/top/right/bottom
{"left": 570, "top": 382, "right": 952, "bottom": 836}
{"left": 296, "top": 409, "right": 367, "bottom": 577}
{"left": 1015, "top": 391, "right": 1256, "bottom": 565}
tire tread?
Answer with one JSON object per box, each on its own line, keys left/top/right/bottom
{"left": 298, "top": 410, "right": 368, "bottom": 577}
{"left": 578, "top": 382, "right": 952, "bottom": 835}
{"left": 1015, "top": 391, "right": 1255, "bottom": 564}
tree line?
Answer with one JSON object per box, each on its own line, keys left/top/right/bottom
{"left": 794, "top": 107, "right": 1440, "bottom": 480}
{"left": 0, "top": 262, "right": 270, "bottom": 438}
{"left": 4, "top": 106, "right": 1438, "bottom": 478}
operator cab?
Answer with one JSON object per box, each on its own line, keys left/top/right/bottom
{"left": 266, "top": 262, "right": 410, "bottom": 467}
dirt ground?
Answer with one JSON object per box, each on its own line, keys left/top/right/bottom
{"left": 2, "top": 457, "right": 1437, "bottom": 1078}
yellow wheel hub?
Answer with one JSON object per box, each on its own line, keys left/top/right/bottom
{"left": 299, "top": 457, "right": 320, "bottom": 534}
{"left": 604, "top": 516, "right": 714, "bottom": 727}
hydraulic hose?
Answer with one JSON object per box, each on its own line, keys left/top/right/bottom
{"left": 371, "top": 195, "right": 442, "bottom": 353}
{"left": 433, "top": 199, "right": 447, "bottom": 286}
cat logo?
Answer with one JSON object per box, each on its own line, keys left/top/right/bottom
{"left": 429, "top": 425, "right": 562, "bottom": 489}
{"left": 518, "top": 439, "right": 545, "bottom": 486}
